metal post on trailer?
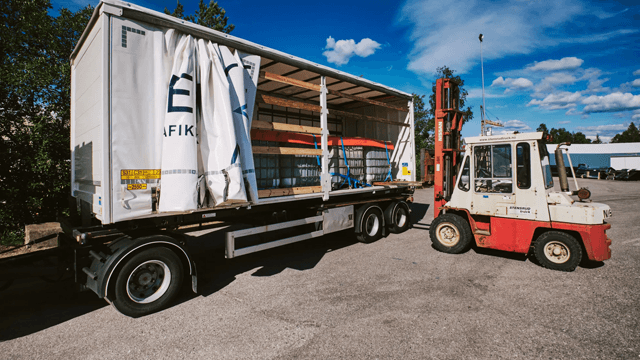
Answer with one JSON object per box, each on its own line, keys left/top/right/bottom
{"left": 320, "top": 76, "right": 330, "bottom": 200}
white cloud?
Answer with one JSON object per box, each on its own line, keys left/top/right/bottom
{"left": 527, "top": 57, "right": 584, "bottom": 71}
{"left": 527, "top": 91, "right": 582, "bottom": 110}
{"left": 594, "top": 8, "right": 628, "bottom": 20}
{"left": 634, "top": 69, "right": 640, "bottom": 76}
{"left": 323, "top": 37, "right": 381, "bottom": 66}
{"left": 502, "top": 119, "right": 532, "bottom": 132}
{"left": 491, "top": 76, "right": 533, "bottom": 92}
{"left": 398, "top": 0, "right": 588, "bottom": 75}
{"left": 496, "top": 119, "right": 532, "bottom": 135}
{"left": 632, "top": 110, "right": 640, "bottom": 120}
{"left": 558, "top": 120, "right": 571, "bottom": 124}
{"left": 582, "top": 92, "right": 640, "bottom": 113}
{"left": 534, "top": 72, "right": 578, "bottom": 95}
{"left": 574, "top": 124, "right": 627, "bottom": 142}
{"left": 632, "top": 79, "right": 640, "bottom": 87}
{"left": 580, "top": 68, "right": 610, "bottom": 94}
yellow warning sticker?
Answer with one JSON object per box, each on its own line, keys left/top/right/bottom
{"left": 127, "top": 183, "right": 148, "bottom": 191}
{"left": 121, "top": 169, "right": 161, "bottom": 180}
{"left": 402, "top": 162, "right": 410, "bottom": 176}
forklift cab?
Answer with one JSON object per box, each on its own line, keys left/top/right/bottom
{"left": 448, "top": 132, "right": 552, "bottom": 222}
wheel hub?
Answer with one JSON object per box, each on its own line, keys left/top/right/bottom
{"left": 365, "top": 213, "right": 380, "bottom": 236}
{"left": 544, "top": 241, "right": 570, "bottom": 264}
{"left": 127, "top": 260, "right": 171, "bottom": 304}
{"left": 436, "top": 223, "right": 460, "bottom": 246}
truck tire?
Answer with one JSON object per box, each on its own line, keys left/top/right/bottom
{"left": 112, "top": 247, "right": 184, "bottom": 317}
{"left": 533, "top": 231, "right": 582, "bottom": 272}
{"left": 429, "top": 213, "right": 472, "bottom": 254}
{"left": 356, "top": 207, "right": 383, "bottom": 243}
{"left": 385, "top": 201, "right": 410, "bottom": 234}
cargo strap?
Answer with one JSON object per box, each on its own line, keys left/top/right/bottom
{"left": 384, "top": 142, "right": 393, "bottom": 182}
{"left": 329, "top": 137, "right": 370, "bottom": 189}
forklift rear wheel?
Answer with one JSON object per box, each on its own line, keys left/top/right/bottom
{"left": 534, "top": 231, "right": 582, "bottom": 272}
{"left": 112, "top": 247, "right": 184, "bottom": 317}
{"left": 430, "top": 213, "right": 472, "bottom": 254}
{"left": 385, "top": 201, "right": 410, "bottom": 234}
{"left": 357, "top": 207, "right": 383, "bottom": 243}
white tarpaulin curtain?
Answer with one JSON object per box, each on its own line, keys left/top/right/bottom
{"left": 197, "top": 41, "right": 247, "bottom": 207}
{"left": 110, "top": 18, "right": 261, "bottom": 219}
{"left": 159, "top": 33, "right": 199, "bottom": 212}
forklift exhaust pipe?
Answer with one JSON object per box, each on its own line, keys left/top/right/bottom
{"left": 555, "top": 143, "right": 570, "bottom": 192}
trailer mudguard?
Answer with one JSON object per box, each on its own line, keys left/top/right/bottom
{"left": 82, "top": 234, "right": 197, "bottom": 300}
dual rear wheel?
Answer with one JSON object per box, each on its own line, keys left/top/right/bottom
{"left": 356, "top": 201, "right": 411, "bottom": 243}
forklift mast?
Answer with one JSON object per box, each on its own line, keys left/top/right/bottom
{"left": 434, "top": 78, "right": 465, "bottom": 218}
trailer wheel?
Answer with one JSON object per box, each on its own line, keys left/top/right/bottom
{"left": 533, "top": 231, "right": 582, "bottom": 272}
{"left": 385, "top": 201, "right": 410, "bottom": 234}
{"left": 356, "top": 207, "right": 383, "bottom": 243}
{"left": 112, "top": 247, "right": 184, "bottom": 317}
{"left": 429, "top": 213, "right": 472, "bottom": 254}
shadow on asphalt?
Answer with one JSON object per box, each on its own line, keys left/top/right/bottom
{"left": 409, "top": 202, "right": 430, "bottom": 231}
{"left": 0, "top": 277, "right": 107, "bottom": 341}
{"left": 183, "top": 227, "right": 359, "bottom": 299}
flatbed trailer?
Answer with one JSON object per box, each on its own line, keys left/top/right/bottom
{"left": 1, "top": 0, "right": 416, "bottom": 317}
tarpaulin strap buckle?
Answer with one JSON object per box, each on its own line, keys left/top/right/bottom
{"left": 313, "top": 134, "right": 321, "bottom": 167}
{"left": 384, "top": 141, "right": 393, "bottom": 182}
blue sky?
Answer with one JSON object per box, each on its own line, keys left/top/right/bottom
{"left": 52, "top": 0, "right": 640, "bottom": 141}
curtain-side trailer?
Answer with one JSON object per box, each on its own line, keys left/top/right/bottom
{"left": 0, "top": 0, "right": 417, "bottom": 317}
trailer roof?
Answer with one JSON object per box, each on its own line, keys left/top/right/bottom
{"left": 72, "top": 1, "right": 413, "bottom": 107}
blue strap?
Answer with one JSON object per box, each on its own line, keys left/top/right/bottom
{"left": 384, "top": 142, "right": 393, "bottom": 182}
{"left": 313, "top": 135, "right": 321, "bottom": 167}
{"left": 340, "top": 137, "right": 352, "bottom": 188}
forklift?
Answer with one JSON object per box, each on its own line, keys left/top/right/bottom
{"left": 429, "top": 78, "right": 612, "bottom": 271}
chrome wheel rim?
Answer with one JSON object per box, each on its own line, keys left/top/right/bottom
{"left": 126, "top": 260, "right": 171, "bottom": 304}
{"left": 394, "top": 207, "right": 407, "bottom": 228}
{"left": 544, "top": 241, "right": 570, "bottom": 264}
{"left": 365, "top": 213, "right": 380, "bottom": 236}
{"left": 436, "top": 222, "right": 460, "bottom": 246}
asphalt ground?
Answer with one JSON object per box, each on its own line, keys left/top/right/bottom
{"left": 1, "top": 178, "right": 639, "bottom": 359}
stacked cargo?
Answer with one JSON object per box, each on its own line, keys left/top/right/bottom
{"left": 328, "top": 145, "right": 365, "bottom": 188}
{"left": 280, "top": 144, "right": 321, "bottom": 187}
{"left": 365, "top": 147, "right": 392, "bottom": 184}
{"left": 252, "top": 140, "right": 280, "bottom": 189}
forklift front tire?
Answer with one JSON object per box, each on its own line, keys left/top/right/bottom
{"left": 430, "top": 213, "right": 472, "bottom": 254}
{"left": 533, "top": 231, "right": 582, "bottom": 272}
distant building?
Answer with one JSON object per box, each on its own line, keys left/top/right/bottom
{"left": 547, "top": 143, "right": 640, "bottom": 169}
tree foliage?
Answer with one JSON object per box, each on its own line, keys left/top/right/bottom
{"left": 1, "top": 0, "right": 93, "bottom": 245}
{"left": 535, "top": 123, "right": 592, "bottom": 144}
{"left": 165, "top": 0, "right": 234, "bottom": 34}
{"left": 414, "top": 66, "right": 473, "bottom": 177}
{"left": 611, "top": 122, "right": 640, "bottom": 143}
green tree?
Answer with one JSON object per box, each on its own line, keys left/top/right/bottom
{"left": 165, "top": 0, "right": 234, "bottom": 33}
{"left": 572, "top": 131, "right": 592, "bottom": 144}
{"left": 592, "top": 134, "right": 603, "bottom": 144}
{"left": 536, "top": 123, "right": 549, "bottom": 133}
{"left": 1, "top": 0, "right": 93, "bottom": 245}
{"left": 426, "top": 66, "right": 474, "bottom": 135}
{"left": 611, "top": 122, "right": 640, "bottom": 143}
{"left": 535, "top": 123, "right": 591, "bottom": 144}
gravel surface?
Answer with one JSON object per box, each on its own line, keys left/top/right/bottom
{"left": 1, "top": 178, "right": 639, "bottom": 359}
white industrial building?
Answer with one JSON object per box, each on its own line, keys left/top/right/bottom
{"left": 547, "top": 143, "right": 640, "bottom": 170}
